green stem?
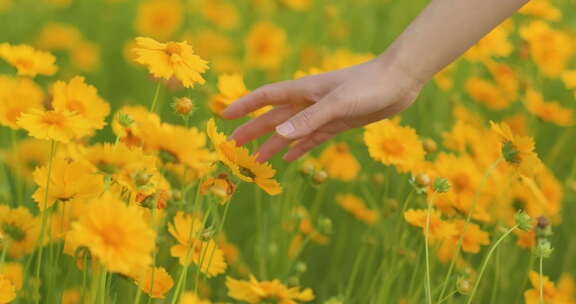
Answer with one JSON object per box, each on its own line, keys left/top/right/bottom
{"left": 424, "top": 193, "right": 435, "bottom": 304}
{"left": 437, "top": 289, "right": 458, "bottom": 304}
{"left": 10, "top": 130, "right": 24, "bottom": 206}
{"left": 438, "top": 156, "right": 502, "bottom": 300}
{"left": 34, "top": 139, "right": 57, "bottom": 303}
{"left": 539, "top": 256, "right": 544, "bottom": 304}
{"left": 466, "top": 225, "right": 518, "bottom": 304}
{"left": 149, "top": 82, "right": 162, "bottom": 113}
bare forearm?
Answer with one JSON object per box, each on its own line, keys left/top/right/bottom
{"left": 379, "top": 0, "right": 529, "bottom": 84}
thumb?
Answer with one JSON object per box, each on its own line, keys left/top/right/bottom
{"left": 275, "top": 98, "right": 342, "bottom": 140}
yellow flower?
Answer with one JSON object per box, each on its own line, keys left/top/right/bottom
{"left": 207, "top": 118, "right": 282, "bottom": 195}
{"left": 0, "top": 43, "right": 58, "bottom": 77}
{"left": 32, "top": 155, "right": 104, "bottom": 210}
{"left": 139, "top": 122, "right": 214, "bottom": 178}
{"left": 17, "top": 108, "right": 91, "bottom": 143}
{"left": 136, "top": 267, "right": 174, "bottom": 299}
{"left": 61, "top": 289, "right": 81, "bottom": 304}
{"left": 66, "top": 191, "right": 156, "bottom": 274}
{"left": 0, "top": 205, "right": 41, "bottom": 258}
{"left": 1, "top": 262, "right": 23, "bottom": 291}
{"left": 191, "top": 29, "right": 234, "bottom": 59}
{"left": 135, "top": 0, "right": 182, "bottom": 40}
{"left": 318, "top": 142, "right": 360, "bottom": 181}
{"left": 200, "top": 173, "right": 236, "bottom": 204}
{"left": 168, "top": 212, "right": 228, "bottom": 277}
{"left": 245, "top": 22, "right": 287, "bottom": 70}
{"left": 465, "top": 77, "right": 511, "bottom": 110}
{"left": 335, "top": 194, "right": 379, "bottom": 225}
{"left": 0, "top": 76, "right": 44, "bottom": 129}
{"left": 490, "top": 121, "right": 543, "bottom": 177}
{"left": 200, "top": 0, "right": 239, "bottom": 30}
{"left": 520, "top": 21, "right": 573, "bottom": 77}
{"left": 226, "top": 275, "right": 315, "bottom": 304}
{"left": 209, "top": 74, "right": 250, "bottom": 116}
{"left": 133, "top": 37, "right": 209, "bottom": 88}
{"left": 524, "top": 89, "right": 573, "bottom": 127}
{"left": 364, "top": 119, "right": 425, "bottom": 173}
{"left": 111, "top": 105, "right": 161, "bottom": 147}
{"left": 404, "top": 209, "right": 458, "bottom": 243}
{"left": 524, "top": 271, "right": 576, "bottom": 304}
{"left": 519, "top": 0, "right": 562, "bottom": 21}
{"left": 0, "top": 274, "right": 16, "bottom": 304}
{"left": 36, "top": 22, "right": 83, "bottom": 51}
{"left": 179, "top": 292, "right": 212, "bottom": 304}
{"left": 70, "top": 41, "right": 100, "bottom": 73}
{"left": 438, "top": 220, "right": 490, "bottom": 263}
{"left": 281, "top": 0, "right": 312, "bottom": 10}
{"left": 51, "top": 76, "right": 110, "bottom": 132}
{"left": 486, "top": 61, "right": 519, "bottom": 102}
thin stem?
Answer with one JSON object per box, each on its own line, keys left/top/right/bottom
{"left": 437, "top": 289, "right": 458, "bottom": 304}
{"left": 539, "top": 256, "right": 544, "bottom": 304}
{"left": 438, "top": 156, "right": 502, "bottom": 300}
{"left": 34, "top": 139, "right": 57, "bottom": 302}
{"left": 466, "top": 225, "right": 518, "bottom": 304}
{"left": 149, "top": 82, "right": 162, "bottom": 113}
{"left": 424, "top": 193, "right": 435, "bottom": 304}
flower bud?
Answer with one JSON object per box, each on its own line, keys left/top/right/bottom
{"left": 415, "top": 173, "right": 431, "bottom": 187}
{"left": 457, "top": 277, "right": 471, "bottom": 295}
{"left": 318, "top": 217, "right": 333, "bottom": 235}
{"left": 312, "top": 170, "right": 328, "bottom": 184}
{"left": 133, "top": 171, "right": 152, "bottom": 187}
{"left": 535, "top": 239, "right": 553, "bottom": 258}
{"left": 117, "top": 112, "right": 135, "bottom": 129}
{"left": 423, "top": 138, "right": 437, "bottom": 153}
{"left": 173, "top": 97, "right": 194, "bottom": 116}
{"left": 201, "top": 228, "right": 215, "bottom": 241}
{"left": 295, "top": 261, "right": 307, "bottom": 273}
{"left": 515, "top": 210, "right": 532, "bottom": 232}
{"left": 432, "top": 177, "right": 450, "bottom": 193}
{"left": 299, "top": 161, "right": 315, "bottom": 177}
{"left": 372, "top": 173, "right": 385, "bottom": 185}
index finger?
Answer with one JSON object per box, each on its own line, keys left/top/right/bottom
{"left": 220, "top": 79, "right": 309, "bottom": 119}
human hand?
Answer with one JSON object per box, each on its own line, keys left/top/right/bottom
{"left": 220, "top": 55, "right": 424, "bottom": 162}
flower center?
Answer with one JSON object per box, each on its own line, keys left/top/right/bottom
{"left": 380, "top": 139, "right": 404, "bottom": 156}
{"left": 42, "top": 111, "right": 66, "bottom": 127}
{"left": 502, "top": 141, "right": 520, "bottom": 164}
{"left": 100, "top": 225, "right": 125, "bottom": 248}
{"left": 67, "top": 99, "right": 86, "bottom": 115}
{"left": 2, "top": 223, "right": 25, "bottom": 242}
{"left": 165, "top": 42, "right": 181, "bottom": 55}
{"left": 239, "top": 167, "right": 256, "bottom": 179}
{"left": 15, "top": 58, "right": 34, "bottom": 70}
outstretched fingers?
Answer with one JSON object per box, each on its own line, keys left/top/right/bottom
{"left": 282, "top": 131, "right": 335, "bottom": 162}
{"left": 221, "top": 79, "right": 311, "bottom": 119}
{"left": 229, "top": 105, "right": 303, "bottom": 146}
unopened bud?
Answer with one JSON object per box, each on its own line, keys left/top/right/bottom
{"left": 423, "top": 138, "right": 437, "bottom": 153}
{"left": 201, "top": 228, "right": 215, "bottom": 241}
{"left": 299, "top": 161, "right": 315, "bottom": 177}
{"left": 117, "top": 113, "right": 135, "bottom": 129}
{"left": 535, "top": 239, "right": 553, "bottom": 258}
{"left": 318, "top": 217, "right": 333, "bottom": 235}
{"left": 372, "top": 173, "right": 385, "bottom": 185}
{"left": 515, "top": 210, "right": 533, "bottom": 232}
{"left": 295, "top": 261, "right": 307, "bottom": 273}
{"left": 173, "top": 97, "right": 194, "bottom": 116}
{"left": 415, "top": 173, "right": 431, "bottom": 187}
{"left": 457, "top": 277, "right": 471, "bottom": 295}
{"left": 133, "top": 171, "right": 152, "bottom": 186}
{"left": 312, "top": 170, "right": 328, "bottom": 184}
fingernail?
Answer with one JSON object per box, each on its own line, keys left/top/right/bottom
{"left": 276, "top": 122, "right": 295, "bottom": 137}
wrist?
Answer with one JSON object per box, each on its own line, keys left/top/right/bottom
{"left": 373, "top": 49, "right": 427, "bottom": 93}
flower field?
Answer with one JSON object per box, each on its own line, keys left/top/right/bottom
{"left": 0, "top": 0, "right": 575, "bottom": 303}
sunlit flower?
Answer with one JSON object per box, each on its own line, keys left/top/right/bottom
{"left": 364, "top": 119, "right": 425, "bottom": 173}
{"left": 0, "top": 76, "right": 44, "bottom": 129}
{"left": 524, "top": 271, "right": 575, "bottom": 304}
{"left": 135, "top": 266, "right": 174, "bottom": 299}
{"left": 318, "top": 143, "right": 360, "bottom": 181}
{"left": 70, "top": 41, "right": 100, "bottom": 73}
{"left": 335, "top": 194, "right": 379, "bottom": 225}
{"left": 519, "top": 0, "right": 562, "bottom": 21}
{"left": 465, "top": 77, "right": 512, "bottom": 110}
{"left": 226, "top": 275, "right": 315, "bottom": 304}
{"left": 111, "top": 105, "right": 161, "bottom": 147}
{"left": 17, "top": 109, "right": 91, "bottom": 143}
{"left": 168, "top": 212, "right": 227, "bottom": 277}
{"left": 135, "top": 0, "right": 182, "bottom": 40}
{"left": 438, "top": 220, "right": 490, "bottom": 263}
{"left": 200, "top": 173, "right": 236, "bottom": 204}
{"left": 200, "top": 0, "right": 239, "bottom": 30}
{"left": 1, "top": 262, "right": 23, "bottom": 291}
{"left": 245, "top": 22, "right": 287, "bottom": 70}
{"left": 0, "top": 43, "right": 58, "bottom": 77}
{"left": 465, "top": 23, "right": 512, "bottom": 62}
{"left": 207, "top": 118, "right": 282, "bottom": 195}
{"left": 66, "top": 191, "right": 156, "bottom": 274}
{"left": 51, "top": 76, "right": 110, "bottom": 132}
{"left": 0, "top": 205, "right": 41, "bottom": 258}
{"left": 133, "top": 37, "right": 209, "bottom": 88}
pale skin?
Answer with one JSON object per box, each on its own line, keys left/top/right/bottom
{"left": 221, "top": 0, "right": 530, "bottom": 162}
